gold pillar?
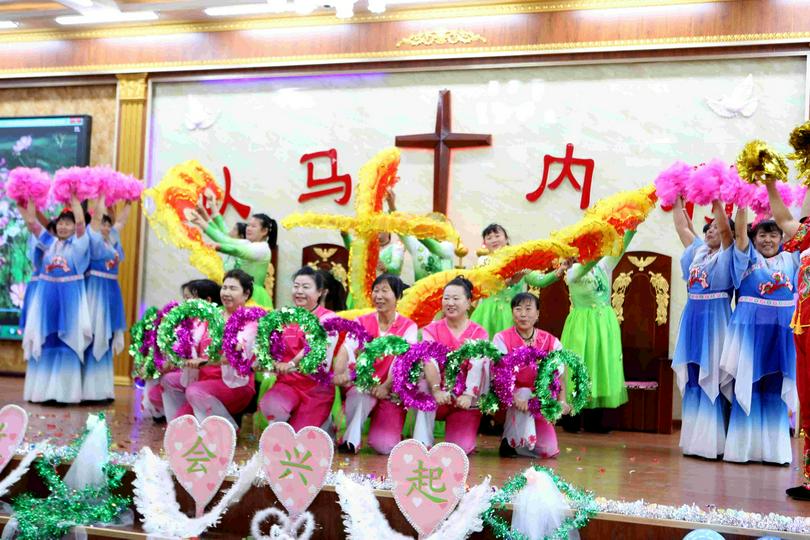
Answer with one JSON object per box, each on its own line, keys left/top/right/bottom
{"left": 114, "top": 73, "right": 148, "bottom": 386}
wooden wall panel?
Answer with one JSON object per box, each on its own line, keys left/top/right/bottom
{"left": 0, "top": 0, "right": 808, "bottom": 77}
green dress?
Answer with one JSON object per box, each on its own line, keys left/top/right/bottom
{"left": 471, "top": 271, "right": 558, "bottom": 339}
{"left": 400, "top": 236, "right": 454, "bottom": 281}
{"left": 204, "top": 216, "right": 274, "bottom": 309}
{"left": 561, "top": 230, "right": 635, "bottom": 409}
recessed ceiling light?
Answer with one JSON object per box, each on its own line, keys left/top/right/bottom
{"left": 0, "top": 20, "right": 18, "bottom": 29}
{"left": 54, "top": 11, "right": 158, "bottom": 25}
{"left": 204, "top": 3, "right": 284, "bottom": 16}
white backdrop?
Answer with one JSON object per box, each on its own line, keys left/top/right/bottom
{"left": 143, "top": 56, "right": 808, "bottom": 362}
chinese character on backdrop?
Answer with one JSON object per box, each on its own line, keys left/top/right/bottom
{"left": 298, "top": 149, "right": 352, "bottom": 206}
{"left": 526, "top": 143, "right": 595, "bottom": 210}
{"left": 210, "top": 166, "right": 252, "bottom": 219}
{"left": 405, "top": 460, "right": 448, "bottom": 504}
{"left": 183, "top": 436, "right": 217, "bottom": 474}
{"left": 278, "top": 447, "right": 314, "bottom": 485}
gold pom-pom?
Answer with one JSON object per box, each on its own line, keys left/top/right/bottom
{"left": 736, "top": 139, "right": 789, "bottom": 184}
{"left": 454, "top": 244, "right": 469, "bottom": 258}
{"left": 788, "top": 121, "right": 810, "bottom": 185}
{"left": 475, "top": 246, "right": 490, "bottom": 257}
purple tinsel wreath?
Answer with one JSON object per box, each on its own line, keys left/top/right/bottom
{"left": 222, "top": 306, "right": 267, "bottom": 376}
{"left": 391, "top": 341, "right": 449, "bottom": 411}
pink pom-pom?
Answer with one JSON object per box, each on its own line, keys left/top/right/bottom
{"left": 52, "top": 166, "right": 87, "bottom": 204}
{"left": 735, "top": 181, "right": 757, "bottom": 207}
{"left": 776, "top": 181, "right": 794, "bottom": 208}
{"left": 5, "top": 167, "right": 51, "bottom": 209}
{"left": 655, "top": 161, "right": 691, "bottom": 207}
{"left": 792, "top": 185, "right": 808, "bottom": 208}
{"left": 750, "top": 185, "right": 770, "bottom": 216}
{"left": 122, "top": 175, "right": 144, "bottom": 201}
{"left": 719, "top": 165, "right": 742, "bottom": 204}
{"left": 685, "top": 159, "right": 726, "bottom": 206}
{"left": 104, "top": 172, "right": 144, "bottom": 205}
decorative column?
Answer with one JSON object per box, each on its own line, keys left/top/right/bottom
{"left": 114, "top": 73, "right": 148, "bottom": 386}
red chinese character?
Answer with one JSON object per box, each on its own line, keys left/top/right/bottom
{"left": 218, "top": 166, "right": 252, "bottom": 219}
{"left": 298, "top": 149, "right": 352, "bottom": 206}
{"left": 526, "top": 143, "right": 594, "bottom": 210}
{"left": 200, "top": 166, "right": 252, "bottom": 219}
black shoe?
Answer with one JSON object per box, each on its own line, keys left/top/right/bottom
{"left": 499, "top": 439, "right": 518, "bottom": 458}
{"left": 338, "top": 442, "right": 356, "bottom": 454}
{"left": 152, "top": 415, "right": 166, "bottom": 424}
{"left": 787, "top": 485, "right": 810, "bottom": 500}
{"left": 560, "top": 414, "right": 582, "bottom": 434}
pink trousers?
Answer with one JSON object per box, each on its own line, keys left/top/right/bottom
{"left": 161, "top": 366, "right": 255, "bottom": 429}
{"left": 343, "top": 387, "right": 406, "bottom": 454}
{"left": 259, "top": 373, "right": 335, "bottom": 431}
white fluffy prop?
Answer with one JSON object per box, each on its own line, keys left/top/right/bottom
{"left": 0, "top": 442, "right": 47, "bottom": 499}
{"left": 511, "top": 468, "right": 572, "bottom": 540}
{"left": 132, "top": 447, "right": 260, "bottom": 538}
{"left": 250, "top": 507, "right": 315, "bottom": 540}
{"left": 335, "top": 471, "right": 493, "bottom": 540}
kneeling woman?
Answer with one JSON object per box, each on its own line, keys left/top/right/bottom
{"left": 493, "top": 292, "right": 564, "bottom": 458}
{"left": 259, "top": 267, "right": 347, "bottom": 430}
{"left": 415, "top": 276, "right": 490, "bottom": 454}
{"left": 161, "top": 269, "right": 256, "bottom": 429}
{"left": 336, "top": 274, "right": 418, "bottom": 454}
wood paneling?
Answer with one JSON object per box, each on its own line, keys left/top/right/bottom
{"left": 0, "top": 0, "right": 807, "bottom": 77}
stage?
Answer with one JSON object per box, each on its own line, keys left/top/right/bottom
{"left": 0, "top": 375, "right": 808, "bottom": 539}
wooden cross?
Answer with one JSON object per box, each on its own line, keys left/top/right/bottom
{"left": 395, "top": 89, "right": 492, "bottom": 214}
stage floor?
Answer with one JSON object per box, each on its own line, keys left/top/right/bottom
{"left": 1, "top": 375, "right": 808, "bottom": 523}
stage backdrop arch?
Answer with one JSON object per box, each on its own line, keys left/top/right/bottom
{"left": 142, "top": 56, "right": 807, "bottom": 365}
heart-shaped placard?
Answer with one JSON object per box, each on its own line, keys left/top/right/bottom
{"left": 259, "top": 423, "right": 334, "bottom": 517}
{"left": 387, "top": 439, "right": 469, "bottom": 538}
{"left": 164, "top": 415, "right": 236, "bottom": 517}
{"left": 0, "top": 404, "right": 28, "bottom": 474}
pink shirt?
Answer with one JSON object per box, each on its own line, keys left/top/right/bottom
{"left": 493, "top": 326, "right": 562, "bottom": 388}
{"left": 421, "top": 318, "right": 489, "bottom": 399}
{"left": 357, "top": 312, "right": 418, "bottom": 379}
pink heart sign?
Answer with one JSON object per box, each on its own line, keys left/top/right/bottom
{"left": 387, "top": 440, "right": 469, "bottom": 538}
{"left": 259, "top": 422, "right": 333, "bottom": 517}
{"left": 164, "top": 415, "right": 236, "bottom": 517}
{"left": 0, "top": 405, "right": 27, "bottom": 474}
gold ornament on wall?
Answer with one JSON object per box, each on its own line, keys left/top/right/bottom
{"left": 611, "top": 267, "right": 670, "bottom": 326}
{"left": 396, "top": 29, "right": 487, "bottom": 48}
{"left": 116, "top": 73, "right": 148, "bottom": 102}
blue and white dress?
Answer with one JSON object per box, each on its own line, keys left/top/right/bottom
{"left": 22, "top": 229, "right": 92, "bottom": 403}
{"left": 672, "top": 238, "right": 733, "bottom": 459}
{"left": 19, "top": 234, "right": 44, "bottom": 331}
{"left": 83, "top": 227, "right": 125, "bottom": 401}
{"left": 719, "top": 244, "right": 798, "bottom": 464}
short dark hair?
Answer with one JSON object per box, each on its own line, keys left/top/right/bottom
{"left": 235, "top": 222, "right": 247, "bottom": 239}
{"left": 445, "top": 275, "right": 474, "bottom": 300}
{"left": 316, "top": 269, "right": 347, "bottom": 311}
{"left": 749, "top": 219, "right": 783, "bottom": 239}
{"left": 102, "top": 214, "right": 113, "bottom": 226}
{"left": 703, "top": 218, "right": 735, "bottom": 234}
{"left": 223, "top": 269, "right": 254, "bottom": 299}
{"left": 511, "top": 292, "right": 540, "bottom": 310}
{"left": 181, "top": 279, "right": 222, "bottom": 305}
{"left": 57, "top": 210, "right": 76, "bottom": 225}
{"left": 372, "top": 273, "right": 406, "bottom": 299}
{"left": 482, "top": 223, "right": 509, "bottom": 241}
{"left": 293, "top": 266, "right": 325, "bottom": 290}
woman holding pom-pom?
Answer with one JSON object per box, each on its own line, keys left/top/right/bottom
{"left": 492, "top": 292, "right": 564, "bottom": 459}
{"left": 20, "top": 195, "right": 91, "bottom": 403}
{"left": 161, "top": 269, "right": 256, "bottom": 430}
{"left": 415, "top": 276, "right": 490, "bottom": 454}
{"left": 335, "top": 273, "right": 418, "bottom": 454}
{"left": 760, "top": 175, "right": 810, "bottom": 497}
{"left": 671, "top": 196, "right": 734, "bottom": 459}
{"left": 719, "top": 194, "right": 799, "bottom": 465}
{"left": 82, "top": 198, "right": 132, "bottom": 401}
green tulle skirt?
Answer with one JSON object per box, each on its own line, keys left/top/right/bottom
{"left": 561, "top": 304, "right": 627, "bottom": 409}
{"left": 471, "top": 295, "right": 515, "bottom": 339}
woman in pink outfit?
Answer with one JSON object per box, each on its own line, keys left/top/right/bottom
{"left": 160, "top": 269, "right": 256, "bottom": 429}
{"left": 492, "top": 292, "right": 564, "bottom": 459}
{"left": 259, "top": 266, "right": 347, "bottom": 430}
{"left": 415, "top": 276, "right": 490, "bottom": 454}
{"left": 145, "top": 279, "right": 221, "bottom": 421}
{"left": 335, "top": 274, "right": 418, "bottom": 454}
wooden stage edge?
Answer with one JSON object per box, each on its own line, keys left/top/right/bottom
{"left": 0, "top": 376, "right": 809, "bottom": 539}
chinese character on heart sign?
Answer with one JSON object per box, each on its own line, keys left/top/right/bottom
{"left": 182, "top": 436, "right": 216, "bottom": 474}
{"left": 298, "top": 149, "right": 352, "bottom": 206}
{"left": 405, "top": 460, "right": 448, "bottom": 504}
{"left": 526, "top": 143, "right": 594, "bottom": 209}
{"left": 278, "top": 447, "right": 314, "bottom": 485}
